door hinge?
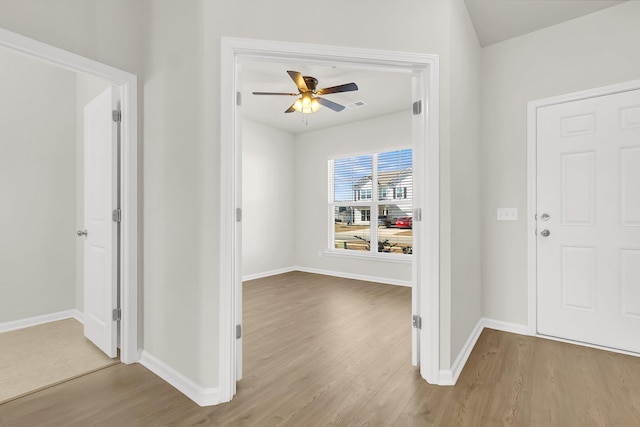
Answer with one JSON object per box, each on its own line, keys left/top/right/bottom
{"left": 236, "top": 91, "right": 242, "bottom": 106}
{"left": 236, "top": 208, "right": 242, "bottom": 222}
{"left": 236, "top": 324, "right": 242, "bottom": 339}
{"left": 413, "top": 208, "right": 422, "bottom": 222}
{"left": 112, "top": 308, "right": 121, "bottom": 322}
{"left": 112, "top": 209, "right": 122, "bottom": 223}
{"left": 412, "top": 315, "right": 422, "bottom": 329}
{"left": 112, "top": 110, "right": 122, "bottom": 123}
{"left": 412, "top": 100, "right": 422, "bottom": 115}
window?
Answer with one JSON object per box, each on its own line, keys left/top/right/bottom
{"left": 329, "top": 149, "right": 412, "bottom": 255}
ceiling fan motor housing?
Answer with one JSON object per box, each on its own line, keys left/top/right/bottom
{"left": 303, "top": 76, "right": 318, "bottom": 92}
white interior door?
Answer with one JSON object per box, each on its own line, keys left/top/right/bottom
{"left": 537, "top": 88, "right": 640, "bottom": 353}
{"left": 82, "top": 86, "right": 118, "bottom": 358}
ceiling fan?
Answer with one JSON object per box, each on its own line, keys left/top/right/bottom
{"left": 252, "top": 70, "right": 358, "bottom": 114}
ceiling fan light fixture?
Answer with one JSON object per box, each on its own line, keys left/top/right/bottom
{"left": 254, "top": 70, "right": 357, "bottom": 114}
{"left": 293, "top": 93, "right": 321, "bottom": 114}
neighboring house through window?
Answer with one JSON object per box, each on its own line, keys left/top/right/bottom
{"left": 329, "top": 148, "right": 413, "bottom": 255}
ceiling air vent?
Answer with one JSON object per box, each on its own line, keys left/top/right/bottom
{"left": 346, "top": 101, "right": 366, "bottom": 109}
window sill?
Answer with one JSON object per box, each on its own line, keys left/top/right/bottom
{"left": 322, "top": 250, "right": 412, "bottom": 264}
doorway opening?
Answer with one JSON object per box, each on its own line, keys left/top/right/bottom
{"left": 0, "top": 26, "right": 139, "bottom": 398}
{"left": 219, "top": 38, "right": 440, "bottom": 403}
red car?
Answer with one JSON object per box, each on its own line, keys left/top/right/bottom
{"left": 395, "top": 216, "right": 413, "bottom": 229}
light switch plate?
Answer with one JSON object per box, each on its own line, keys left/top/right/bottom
{"left": 497, "top": 208, "right": 518, "bottom": 221}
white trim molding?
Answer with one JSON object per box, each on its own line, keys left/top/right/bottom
{"left": 482, "top": 318, "right": 529, "bottom": 336}
{"left": 0, "top": 27, "right": 139, "bottom": 364}
{"left": 440, "top": 318, "right": 529, "bottom": 386}
{"left": 294, "top": 266, "right": 412, "bottom": 288}
{"left": 322, "top": 249, "right": 413, "bottom": 264}
{"left": 243, "top": 266, "right": 411, "bottom": 287}
{"left": 526, "top": 79, "right": 640, "bottom": 338}
{"left": 139, "top": 352, "right": 220, "bottom": 407}
{"left": 439, "top": 319, "right": 484, "bottom": 385}
{"left": 0, "top": 309, "right": 84, "bottom": 334}
{"left": 242, "top": 267, "right": 297, "bottom": 282}
{"left": 220, "top": 37, "right": 441, "bottom": 403}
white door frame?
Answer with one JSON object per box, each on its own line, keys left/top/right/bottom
{"left": 527, "top": 79, "right": 640, "bottom": 350}
{"left": 0, "top": 27, "right": 140, "bottom": 364}
{"left": 220, "top": 37, "right": 440, "bottom": 402}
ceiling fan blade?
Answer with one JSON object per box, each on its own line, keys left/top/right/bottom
{"left": 316, "top": 97, "right": 345, "bottom": 112}
{"left": 252, "top": 91, "right": 298, "bottom": 96}
{"left": 284, "top": 102, "right": 296, "bottom": 113}
{"left": 287, "top": 70, "right": 308, "bottom": 92}
{"left": 316, "top": 82, "right": 359, "bottom": 95}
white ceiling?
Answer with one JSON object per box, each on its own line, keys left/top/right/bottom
{"left": 240, "top": 58, "right": 412, "bottom": 135}
{"left": 465, "top": 0, "right": 626, "bottom": 47}
{"left": 240, "top": 1, "right": 626, "bottom": 134}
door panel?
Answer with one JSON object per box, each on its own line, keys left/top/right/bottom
{"left": 83, "top": 87, "right": 118, "bottom": 358}
{"left": 621, "top": 249, "right": 640, "bottom": 318}
{"left": 537, "top": 89, "right": 640, "bottom": 353}
{"left": 621, "top": 147, "right": 640, "bottom": 225}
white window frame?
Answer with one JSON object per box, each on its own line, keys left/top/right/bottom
{"left": 328, "top": 149, "right": 412, "bottom": 261}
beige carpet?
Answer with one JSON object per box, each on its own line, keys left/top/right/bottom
{"left": 0, "top": 318, "right": 118, "bottom": 403}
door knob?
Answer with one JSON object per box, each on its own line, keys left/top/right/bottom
{"left": 540, "top": 229, "right": 550, "bottom": 237}
{"left": 540, "top": 213, "right": 550, "bottom": 221}
{"left": 77, "top": 230, "right": 88, "bottom": 237}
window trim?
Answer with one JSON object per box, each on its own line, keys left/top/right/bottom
{"left": 322, "top": 248, "right": 413, "bottom": 264}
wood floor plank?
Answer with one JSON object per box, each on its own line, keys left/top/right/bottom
{"left": 1, "top": 272, "right": 640, "bottom": 426}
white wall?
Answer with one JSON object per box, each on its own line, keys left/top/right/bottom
{"left": 2, "top": 0, "right": 634, "bottom": 399}
{"left": 294, "top": 112, "right": 413, "bottom": 283}
{"left": 0, "top": 47, "right": 77, "bottom": 323}
{"left": 197, "top": 0, "right": 457, "bottom": 389}
{"left": 0, "top": 0, "right": 145, "bottom": 346}
{"left": 142, "top": 0, "right": 209, "bottom": 385}
{"left": 447, "top": 0, "right": 482, "bottom": 365}
{"left": 74, "top": 73, "right": 111, "bottom": 311}
{"left": 0, "top": 0, "right": 146, "bottom": 76}
{"left": 480, "top": 1, "right": 640, "bottom": 326}
{"left": 0, "top": 0, "right": 481, "bottom": 393}
{"left": 168, "top": 0, "right": 477, "bottom": 389}
{"left": 242, "top": 119, "right": 296, "bottom": 278}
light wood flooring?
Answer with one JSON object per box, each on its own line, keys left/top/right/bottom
{"left": 1, "top": 271, "right": 639, "bottom": 426}
{"left": 0, "top": 318, "right": 118, "bottom": 404}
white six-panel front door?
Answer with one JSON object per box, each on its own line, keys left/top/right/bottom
{"left": 536, "top": 89, "right": 640, "bottom": 353}
{"left": 83, "top": 87, "right": 118, "bottom": 358}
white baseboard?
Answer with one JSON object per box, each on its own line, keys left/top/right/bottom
{"left": 139, "top": 351, "right": 220, "bottom": 407}
{"left": 482, "top": 318, "right": 529, "bottom": 336}
{"left": 0, "top": 309, "right": 83, "bottom": 333}
{"left": 439, "top": 317, "right": 529, "bottom": 386}
{"left": 293, "top": 266, "right": 412, "bottom": 287}
{"left": 439, "top": 318, "right": 485, "bottom": 385}
{"left": 242, "top": 265, "right": 411, "bottom": 287}
{"left": 242, "top": 266, "right": 296, "bottom": 282}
